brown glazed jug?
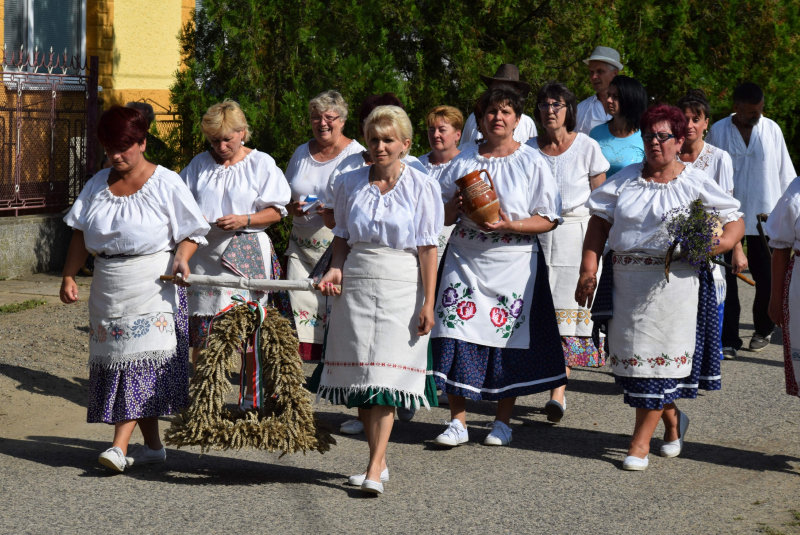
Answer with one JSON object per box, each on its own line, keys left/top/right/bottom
{"left": 455, "top": 169, "right": 501, "bottom": 226}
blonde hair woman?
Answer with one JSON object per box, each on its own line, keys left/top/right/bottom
{"left": 180, "top": 100, "right": 291, "bottom": 408}
{"left": 283, "top": 91, "right": 364, "bottom": 362}
{"left": 317, "top": 105, "right": 443, "bottom": 494}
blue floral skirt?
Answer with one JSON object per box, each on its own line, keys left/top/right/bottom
{"left": 615, "top": 270, "right": 721, "bottom": 409}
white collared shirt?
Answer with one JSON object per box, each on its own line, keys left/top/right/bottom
{"left": 575, "top": 95, "right": 612, "bottom": 136}
{"left": 705, "top": 115, "right": 796, "bottom": 235}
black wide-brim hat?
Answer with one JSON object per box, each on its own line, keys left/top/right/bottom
{"left": 479, "top": 64, "right": 532, "bottom": 98}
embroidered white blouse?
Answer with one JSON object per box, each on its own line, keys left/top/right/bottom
{"left": 705, "top": 115, "right": 796, "bottom": 235}
{"left": 284, "top": 139, "right": 365, "bottom": 228}
{"left": 587, "top": 163, "right": 743, "bottom": 256}
{"left": 440, "top": 143, "right": 562, "bottom": 226}
{"left": 332, "top": 165, "right": 444, "bottom": 252}
{"left": 179, "top": 149, "right": 291, "bottom": 232}
{"left": 575, "top": 95, "right": 612, "bottom": 136}
{"left": 686, "top": 142, "right": 735, "bottom": 195}
{"left": 526, "top": 133, "right": 609, "bottom": 216}
{"left": 323, "top": 151, "right": 427, "bottom": 206}
{"left": 766, "top": 177, "right": 800, "bottom": 251}
{"left": 64, "top": 166, "right": 210, "bottom": 255}
{"left": 459, "top": 112, "right": 537, "bottom": 146}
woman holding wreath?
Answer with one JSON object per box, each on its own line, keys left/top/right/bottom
{"left": 431, "top": 82, "right": 567, "bottom": 448}
{"left": 318, "top": 105, "right": 443, "bottom": 494}
{"left": 578, "top": 105, "right": 743, "bottom": 470}
{"left": 61, "top": 106, "right": 209, "bottom": 472}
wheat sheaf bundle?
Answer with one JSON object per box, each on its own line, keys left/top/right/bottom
{"left": 164, "top": 304, "right": 336, "bottom": 455}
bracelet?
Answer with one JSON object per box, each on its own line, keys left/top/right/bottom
{"left": 246, "top": 214, "right": 251, "bottom": 229}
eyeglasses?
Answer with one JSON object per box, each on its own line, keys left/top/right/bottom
{"left": 642, "top": 132, "right": 677, "bottom": 143}
{"left": 537, "top": 102, "right": 566, "bottom": 112}
{"left": 311, "top": 115, "right": 340, "bottom": 124}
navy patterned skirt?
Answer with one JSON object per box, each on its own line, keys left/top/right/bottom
{"left": 432, "top": 247, "right": 567, "bottom": 401}
{"left": 615, "top": 269, "right": 722, "bottom": 409}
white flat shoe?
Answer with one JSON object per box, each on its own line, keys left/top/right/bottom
{"left": 361, "top": 479, "right": 384, "bottom": 494}
{"left": 347, "top": 467, "right": 389, "bottom": 486}
{"left": 622, "top": 455, "right": 649, "bottom": 471}
{"left": 660, "top": 410, "right": 690, "bottom": 458}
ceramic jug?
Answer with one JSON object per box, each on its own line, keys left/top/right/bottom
{"left": 454, "top": 169, "right": 500, "bottom": 226}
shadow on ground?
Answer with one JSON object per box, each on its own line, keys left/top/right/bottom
{"left": 0, "top": 364, "right": 88, "bottom": 406}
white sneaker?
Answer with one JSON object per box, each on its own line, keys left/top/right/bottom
{"left": 339, "top": 419, "right": 365, "bottom": 435}
{"left": 347, "top": 467, "right": 389, "bottom": 486}
{"left": 433, "top": 419, "right": 469, "bottom": 447}
{"left": 483, "top": 421, "right": 512, "bottom": 446}
{"left": 98, "top": 446, "right": 127, "bottom": 473}
{"left": 125, "top": 444, "right": 167, "bottom": 466}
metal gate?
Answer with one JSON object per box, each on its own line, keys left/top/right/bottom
{"left": 0, "top": 52, "right": 98, "bottom": 216}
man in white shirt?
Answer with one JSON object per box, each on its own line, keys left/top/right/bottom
{"left": 574, "top": 46, "right": 622, "bottom": 135}
{"left": 706, "top": 82, "right": 797, "bottom": 355}
{"left": 460, "top": 64, "right": 536, "bottom": 145}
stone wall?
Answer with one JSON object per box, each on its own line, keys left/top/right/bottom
{"left": 0, "top": 214, "right": 72, "bottom": 279}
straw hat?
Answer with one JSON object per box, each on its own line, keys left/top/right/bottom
{"left": 479, "top": 64, "right": 531, "bottom": 98}
{"left": 583, "top": 46, "right": 624, "bottom": 71}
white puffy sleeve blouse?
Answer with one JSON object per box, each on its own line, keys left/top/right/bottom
{"left": 331, "top": 165, "right": 444, "bottom": 252}
{"left": 439, "top": 143, "right": 562, "bottom": 225}
{"left": 180, "top": 149, "right": 290, "bottom": 231}
{"left": 587, "top": 163, "right": 743, "bottom": 256}
{"left": 766, "top": 176, "right": 800, "bottom": 251}
{"left": 63, "top": 166, "right": 210, "bottom": 256}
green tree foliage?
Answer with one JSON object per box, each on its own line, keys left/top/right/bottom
{"left": 171, "top": 0, "right": 800, "bottom": 254}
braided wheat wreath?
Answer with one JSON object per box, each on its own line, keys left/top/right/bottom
{"left": 164, "top": 304, "right": 336, "bottom": 455}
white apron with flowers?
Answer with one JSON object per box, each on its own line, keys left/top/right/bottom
{"left": 431, "top": 221, "right": 537, "bottom": 349}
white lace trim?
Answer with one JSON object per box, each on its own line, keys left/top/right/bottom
{"left": 316, "top": 385, "right": 431, "bottom": 411}
{"left": 89, "top": 348, "right": 178, "bottom": 370}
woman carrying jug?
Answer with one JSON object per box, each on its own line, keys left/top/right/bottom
{"left": 430, "top": 82, "right": 567, "bottom": 448}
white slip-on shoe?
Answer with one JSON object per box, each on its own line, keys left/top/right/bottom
{"left": 347, "top": 467, "right": 389, "bottom": 486}
{"left": 361, "top": 479, "right": 384, "bottom": 495}
{"left": 622, "top": 455, "right": 649, "bottom": 471}
{"left": 433, "top": 419, "right": 469, "bottom": 447}
{"left": 660, "top": 410, "right": 690, "bottom": 458}
{"left": 483, "top": 421, "right": 512, "bottom": 446}
{"left": 544, "top": 396, "right": 566, "bottom": 423}
{"left": 125, "top": 444, "right": 167, "bottom": 467}
{"left": 339, "top": 419, "right": 365, "bottom": 435}
{"left": 98, "top": 447, "right": 127, "bottom": 473}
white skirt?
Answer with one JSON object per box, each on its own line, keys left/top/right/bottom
{"left": 285, "top": 224, "right": 333, "bottom": 344}
{"left": 785, "top": 257, "right": 800, "bottom": 393}
{"left": 318, "top": 243, "right": 430, "bottom": 409}
{"left": 89, "top": 251, "right": 178, "bottom": 369}
{"left": 608, "top": 254, "right": 698, "bottom": 379}
{"left": 537, "top": 213, "right": 600, "bottom": 337}
{"left": 186, "top": 227, "right": 271, "bottom": 317}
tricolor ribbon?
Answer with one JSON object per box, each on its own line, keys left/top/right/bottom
{"left": 207, "top": 294, "right": 268, "bottom": 409}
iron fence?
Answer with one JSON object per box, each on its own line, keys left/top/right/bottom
{"left": 0, "top": 49, "right": 98, "bottom": 216}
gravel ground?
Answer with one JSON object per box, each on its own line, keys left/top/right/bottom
{"left": 0, "top": 273, "right": 798, "bottom": 534}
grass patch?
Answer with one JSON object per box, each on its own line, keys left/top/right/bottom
{"left": 0, "top": 299, "right": 46, "bottom": 315}
{"left": 758, "top": 524, "right": 786, "bottom": 535}
{"left": 787, "top": 510, "right": 800, "bottom": 527}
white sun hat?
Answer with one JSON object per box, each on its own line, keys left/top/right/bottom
{"left": 583, "top": 46, "right": 624, "bottom": 71}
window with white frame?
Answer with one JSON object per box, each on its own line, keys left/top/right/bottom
{"left": 4, "top": 0, "right": 86, "bottom": 67}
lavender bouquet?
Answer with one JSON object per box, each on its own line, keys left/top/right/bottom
{"left": 662, "top": 199, "right": 720, "bottom": 281}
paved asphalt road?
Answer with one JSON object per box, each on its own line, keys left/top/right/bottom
{"left": 0, "top": 273, "right": 798, "bottom": 534}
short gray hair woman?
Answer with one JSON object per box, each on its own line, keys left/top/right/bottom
{"left": 283, "top": 90, "right": 364, "bottom": 361}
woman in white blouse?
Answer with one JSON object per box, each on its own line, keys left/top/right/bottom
{"left": 765, "top": 177, "right": 800, "bottom": 399}
{"left": 180, "top": 100, "right": 291, "bottom": 408}
{"left": 61, "top": 106, "right": 210, "bottom": 472}
{"left": 527, "top": 82, "right": 610, "bottom": 423}
{"left": 677, "top": 89, "right": 744, "bottom": 361}
{"left": 317, "top": 106, "right": 443, "bottom": 494}
{"left": 431, "top": 84, "right": 566, "bottom": 448}
{"left": 578, "top": 105, "right": 744, "bottom": 471}
{"left": 419, "top": 105, "right": 463, "bottom": 263}
{"left": 284, "top": 91, "right": 364, "bottom": 362}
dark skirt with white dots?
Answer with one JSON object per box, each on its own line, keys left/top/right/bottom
{"left": 615, "top": 270, "right": 721, "bottom": 409}
{"left": 86, "top": 288, "right": 190, "bottom": 424}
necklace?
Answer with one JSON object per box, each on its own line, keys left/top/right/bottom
{"left": 369, "top": 163, "right": 405, "bottom": 194}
